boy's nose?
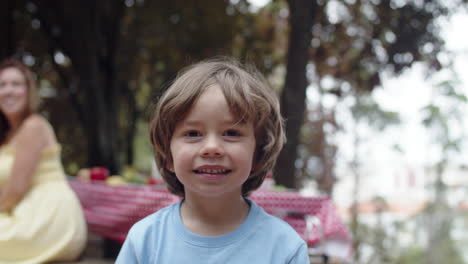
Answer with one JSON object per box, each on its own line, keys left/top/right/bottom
{"left": 200, "top": 136, "right": 224, "bottom": 157}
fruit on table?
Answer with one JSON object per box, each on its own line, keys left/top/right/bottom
{"left": 106, "top": 175, "right": 127, "bottom": 186}
{"left": 90, "top": 167, "right": 109, "bottom": 181}
{"left": 146, "top": 178, "right": 158, "bottom": 185}
{"left": 122, "top": 166, "right": 146, "bottom": 184}
{"left": 77, "top": 166, "right": 155, "bottom": 185}
{"left": 77, "top": 168, "right": 90, "bottom": 182}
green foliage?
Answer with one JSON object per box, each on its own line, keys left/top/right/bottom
{"left": 396, "top": 246, "right": 425, "bottom": 264}
{"left": 3, "top": 0, "right": 464, "bottom": 191}
{"left": 310, "top": 0, "right": 448, "bottom": 94}
{"left": 421, "top": 75, "right": 466, "bottom": 153}
{"left": 351, "top": 95, "right": 400, "bottom": 130}
{"left": 418, "top": 71, "right": 467, "bottom": 264}
{"left": 437, "top": 80, "right": 468, "bottom": 102}
{"left": 421, "top": 204, "right": 465, "bottom": 264}
{"left": 352, "top": 205, "right": 465, "bottom": 264}
{"left": 2, "top": 0, "right": 282, "bottom": 174}
{"left": 132, "top": 120, "right": 154, "bottom": 173}
{"left": 351, "top": 219, "right": 399, "bottom": 263}
{"left": 286, "top": 0, "right": 449, "bottom": 191}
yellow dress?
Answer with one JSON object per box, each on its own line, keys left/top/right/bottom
{"left": 0, "top": 144, "right": 87, "bottom": 263}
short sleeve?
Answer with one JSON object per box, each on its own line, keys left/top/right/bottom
{"left": 288, "top": 242, "right": 310, "bottom": 264}
{"left": 116, "top": 236, "right": 138, "bottom": 264}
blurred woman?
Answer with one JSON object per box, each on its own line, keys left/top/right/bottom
{"left": 0, "top": 58, "right": 87, "bottom": 263}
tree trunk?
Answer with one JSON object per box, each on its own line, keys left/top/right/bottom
{"left": 80, "top": 61, "right": 120, "bottom": 174}
{"left": 79, "top": 1, "right": 124, "bottom": 174}
{"left": 274, "top": 0, "right": 317, "bottom": 188}
{"left": 34, "top": 0, "right": 125, "bottom": 174}
{"left": 124, "top": 86, "right": 138, "bottom": 166}
{"left": 350, "top": 133, "right": 362, "bottom": 263}
{"left": 0, "top": 0, "right": 15, "bottom": 60}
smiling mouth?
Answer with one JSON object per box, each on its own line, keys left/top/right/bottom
{"left": 193, "top": 168, "right": 232, "bottom": 174}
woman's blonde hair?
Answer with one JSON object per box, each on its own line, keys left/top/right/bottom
{"left": 0, "top": 58, "right": 38, "bottom": 145}
{"left": 150, "top": 57, "right": 285, "bottom": 197}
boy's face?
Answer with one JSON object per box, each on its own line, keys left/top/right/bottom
{"left": 168, "top": 84, "right": 256, "bottom": 199}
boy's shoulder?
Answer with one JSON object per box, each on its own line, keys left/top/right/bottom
{"left": 251, "top": 201, "right": 304, "bottom": 242}
{"left": 247, "top": 201, "right": 309, "bottom": 261}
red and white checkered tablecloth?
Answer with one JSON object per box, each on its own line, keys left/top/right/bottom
{"left": 69, "top": 180, "right": 351, "bottom": 247}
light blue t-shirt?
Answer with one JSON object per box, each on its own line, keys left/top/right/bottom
{"left": 116, "top": 199, "right": 309, "bottom": 264}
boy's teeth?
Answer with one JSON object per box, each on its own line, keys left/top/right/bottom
{"left": 197, "top": 169, "right": 227, "bottom": 174}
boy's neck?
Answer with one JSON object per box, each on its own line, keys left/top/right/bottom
{"left": 180, "top": 194, "right": 250, "bottom": 236}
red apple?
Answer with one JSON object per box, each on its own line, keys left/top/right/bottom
{"left": 146, "top": 178, "right": 158, "bottom": 185}
{"left": 90, "top": 167, "right": 109, "bottom": 181}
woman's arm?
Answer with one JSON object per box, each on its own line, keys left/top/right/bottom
{"left": 0, "top": 115, "right": 56, "bottom": 212}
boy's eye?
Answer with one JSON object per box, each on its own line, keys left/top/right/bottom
{"left": 185, "top": 130, "right": 201, "bottom": 137}
{"left": 224, "top": 129, "right": 240, "bottom": 137}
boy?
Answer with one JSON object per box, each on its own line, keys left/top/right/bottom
{"left": 116, "top": 58, "right": 309, "bottom": 263}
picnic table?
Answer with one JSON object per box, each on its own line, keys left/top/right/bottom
{"left": 69, "top": 179, "right": 352, "bottom": 262}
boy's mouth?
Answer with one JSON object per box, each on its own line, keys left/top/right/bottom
{"left": 193, "top": 168, "right": 231, "bottom": 174}
{"left": 193, "top": 165, "right": 231, "bottom": 174}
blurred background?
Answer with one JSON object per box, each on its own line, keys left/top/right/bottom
{"left": 2, "top": 0, "right": 468, "bottom": 263}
